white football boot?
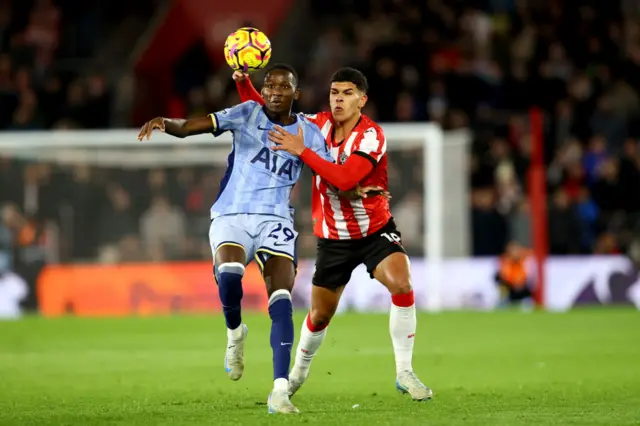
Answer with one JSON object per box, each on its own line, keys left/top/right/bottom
{"left": 267, "top": 388, "right": 300, "bottom": 414}
{"left": 395, "top": 370, "right": 433, "bottom": 401}
{"left": 224, "top": 324, "right": 248, "bottom": 381}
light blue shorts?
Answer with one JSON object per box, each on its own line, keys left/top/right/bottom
{"left": 209, "top": 213, "right": 299, "bottom": 272}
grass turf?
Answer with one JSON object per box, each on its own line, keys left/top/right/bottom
{"left": 1, "top": 309, "right": 639, "bottom": 425}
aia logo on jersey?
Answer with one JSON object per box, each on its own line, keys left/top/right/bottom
{"left": 339, "top": 152, "right": 348, "bottom": 164}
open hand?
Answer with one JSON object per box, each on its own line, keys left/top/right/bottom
{"left": 269, "top": 125, "right": 306, "bottom": 156}
{"left": 138, "top": 117, "right": 165, "bottom": 141}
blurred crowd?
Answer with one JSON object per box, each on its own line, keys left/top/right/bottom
{"left": 0, "top": 0, "right": 119, "bottom": 131}
{"left": 1, "top": 0, "right": 640, "bottom": 266}
{"left": 304, "top": 0, "right": 640, "bottom": 258}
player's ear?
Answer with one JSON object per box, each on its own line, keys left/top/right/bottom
{"left": 359, "top": 94, "right": 368, "bottom": 109}
{"left": 293, "top": 88, "right": 300, "bottom": 101}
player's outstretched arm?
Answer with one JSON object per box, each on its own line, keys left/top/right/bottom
{"left": 138, "top": 116, "right": 213, "bottom": 140}
{"left": 269, "top": 125, "right": 374, "bottom": 191}
{"left": 299, "top": 149, "right": 374, "bottom": 191}
{"left": 233, "top": 72, "right": 264, "bottom": 105}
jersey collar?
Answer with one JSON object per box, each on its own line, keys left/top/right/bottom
{"left": 262, "top": 106, "right": 298, "bottom": 126}
{"left": 331, "top": 115, "right": 362, "bottom": 146}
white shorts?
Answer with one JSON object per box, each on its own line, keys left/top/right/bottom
{"left": 209, "top": 213, "right": 299, "bottom": 271}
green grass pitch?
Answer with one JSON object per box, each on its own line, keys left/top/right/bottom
{"left": 1, "top": 310, "right": 639, "bottom": 425}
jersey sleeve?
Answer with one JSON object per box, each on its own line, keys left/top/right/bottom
{"left": 304, "top": 123, "right": 334, "bottom": 163}
{"left": 353, "top": 127, "right": 387, "bottom": 167}
{"left": 299, "top": 149, "right": 374, "bottom": 191}
{"left": 236, "top": 79, "right": 264, "bottom": 105}
{"left": 208, "top": 101, "right": 256, "bottom": 136}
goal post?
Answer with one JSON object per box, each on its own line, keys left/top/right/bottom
{"left": 0, "top": 124, "right": 471, "bottom": 311}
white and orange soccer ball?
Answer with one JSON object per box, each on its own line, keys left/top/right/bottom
{"left": 224, "top": 27, "right": 272, "bottom": 73}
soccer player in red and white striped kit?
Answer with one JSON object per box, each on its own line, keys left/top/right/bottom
{"left": 234, "top": 68, "right": 432, "bottom": 401}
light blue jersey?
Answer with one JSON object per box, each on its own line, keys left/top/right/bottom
{"left": 208, "top": 100, "right": 333, "bottom": 221}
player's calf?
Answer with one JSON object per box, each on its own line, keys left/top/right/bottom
{"left": 289, "top": 285, "right": 340, "bottom": 397}
{"left": 373, "top": 252, "right": 433, "bottom": 399}
{"left": 268, "top": 288, "right": 294, "bottom": 388}
{"left": 289, "top": 313, "right": 328, "bottom": 397}
{"left": 217, "top": 261, "right": 247, "bottom": 381}
{"left": 374, "top": 253, "right": 417, "bottom": 374}
{"left": 266, "top": 288, "right": 299, "bottom": 413}
{"left": 263, "top": 254, "right": 297, "bottom": 406}
{"left": 389, "top": 290, "right": 433, "bottom": 401}
{"left": 217, "top": 262, "right": 245, "bottom": 332}
{"left": 389, "top": 290, "right": 416, "bottom": 374}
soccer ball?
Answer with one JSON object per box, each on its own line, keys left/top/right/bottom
{"left": 224, "top": 27, "right": 272, "bottom": 73}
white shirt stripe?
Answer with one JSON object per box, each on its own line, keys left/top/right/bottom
{"left": 349, "top": 199, "right": 371, "bottom": 236}
{"left": 316, "top": 175, "right": 330, "bottom": 238}
{"left": 358, "top": 128, "right": 386, "bottom": 158}
{"left": 328, "top": 194, "right": 350, "bottom": 239}
{"left": 343, "top": 133, "right": 359, "bottom": 157}
{"left": 320, "top": 120, "right": 332, "bottom": 139}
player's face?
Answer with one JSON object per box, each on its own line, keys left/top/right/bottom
{"left": 261, "top": 71, "right": 299, "bottom": 114}
{"left": 330, "top": 82, "right": 367, "bottom": 123}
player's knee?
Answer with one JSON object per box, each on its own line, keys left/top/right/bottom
{"left": 263, "top": 256, "right": 296, "bottom": 294}
{"left": 215, "top": 244, "right": 245, "bottom": 265}
{"left": 387, "top": 277, "right": 413, "bottom": 296}
{"left": 309, "top": 307, "right": 333, "bottom": 329}
{"left": 390, "top": 278, "right": 415, "bottom": 308}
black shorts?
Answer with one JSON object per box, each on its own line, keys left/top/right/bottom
{"left": 312, "top": 218, "right": 407, "bottom": 289}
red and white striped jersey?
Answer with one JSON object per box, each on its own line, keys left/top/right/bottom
{"left": 305, "top": 112, "right": 391, "bottom": 240}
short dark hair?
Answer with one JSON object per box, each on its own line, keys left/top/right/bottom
{"left": 265, "top": 63, "right": 299, "bottom": 87}
{"left": 330, "top": 67, "right": 368, "bottom": 93}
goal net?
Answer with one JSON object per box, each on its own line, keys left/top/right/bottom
{"left": 0, "top": 125, "right": 470, "bottom": 310}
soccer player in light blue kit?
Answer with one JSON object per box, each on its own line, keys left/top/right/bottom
{"left": 138, "top": 64, "right": 333, "bottom": 414}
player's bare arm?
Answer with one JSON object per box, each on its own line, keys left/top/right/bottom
{"left": 137, "top": 116, "right": 213, "bottom": 140}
